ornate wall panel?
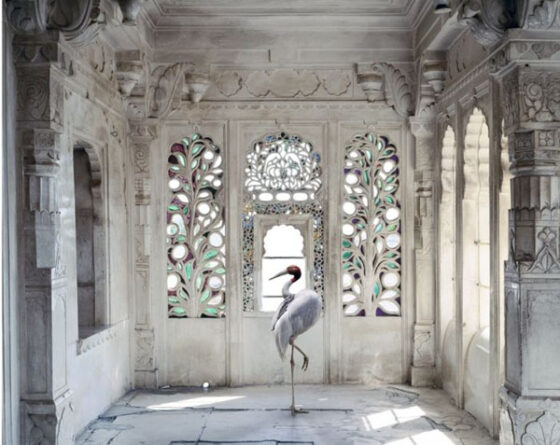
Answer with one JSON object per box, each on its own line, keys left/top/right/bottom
{"left": 166, "top": 134, "right": 226, "bottom": 318}
{"left": 341, "top": 133, "right": 401, "bottom": 316}
{"left": 242, "top": 132, "right": 324, "bottom": 311}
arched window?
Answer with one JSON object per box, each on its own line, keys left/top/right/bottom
{"left": 242, "top": 132, "right": 324, "bottom": 311}
{"left": 166, "top": 134, "right": 226, "bottom": 318}
{"left": 260, "top": 224, "right": 307, "bottom": 312}
{"left": 73, "top": 146, "right": 106, "bottom": 338}
{"left": 341, "top": 133, "right": 401, "bottom": 316}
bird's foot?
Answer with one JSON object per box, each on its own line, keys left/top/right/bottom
{"left": 301, "top": 356, "right": 309, "bottom": 371}
{"left": 290, "top": 405, "right": 309, "bottom": 416}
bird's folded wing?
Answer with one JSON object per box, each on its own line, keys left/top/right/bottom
{"left": 271, "top": 293, "right": 294, "bottom": 331}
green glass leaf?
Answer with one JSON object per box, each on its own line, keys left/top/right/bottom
{"left": 362, "top": 170, "right": 370, "bottom": 185}
{"left": 192, "top": 133, "right": 199, "bottom": 141}
{"left": 205, "top": 307, "right": 218, "bottom": 315}
{"left": 168, "top": 204, "right": 180, "bottom": 211}
{"left": 204, "top": 250, "right": 218, "bottom": 260}
{"left": 343, "top": 263, "right": 351, "bottom": 270}
{"left": 374, "top": 224, "right": 383, "bottom": 234}
{"left": 177, "top": 153, "right": 186, "bottom": 167}
{"left": 387, "top": 224, "right": 397, "bottom": 232}
{"left": 167, "top": 265, "right": 173, "bottom": 272}
{"left": 168, "top": 297, "right": 180, "bottom": 304}
{"left": 191, "top": 159, "right": 199, "bottom": 169}
{"left": 387, "top": 176, "right": 395, "bottom": 184}
{"left": 192, "top": 144, "right": 203, "bottom": 155}
{"left": 387, "top": 262, "right": 398, "bottom": 269}
{"left": 216, "top": 267, "right": 226, "bottom": 275}
{"left": 385, "top": 196, "right": 394, "bottom": 204}
{"left": 182, "top": 138, "right": 190, "bottom": 147}
{"left": 172, "top": 307, "right": 186, "bottom": 315}
{"left": 169, "top": 166, "right": 180, "bottom": 172}
{"left": 186, "top": 263, "right": 192, "bottom": 280}
{"left": 176, "top": 235, "right": 186, "bottom": 243}
{"left": 385, "top": 185, "right": 395, "bottom": 192}
{"left": 342, "top": 240, "right": 352, "bottom": 248}
{"left": 368, "top": 134, "right": 374, "bottom": 142}
{"left": 342, "top": 251, "right": 352, "bottom": 260}
{"left": 183, "top": 207, "right": 189, "bottom": 215}
{"left": 366, "top": 150, "right": 372, "bottom": 162}
{"left": 201, "top": 289, "right": 210, "bottom": 302}
{"left": 196, "top": 275, "right": 203, "bottom": 291}
{"left": 179, "top": 290, "right": 188, "bottom": 300}
{"left": 373, "top": 282, "right": 380, "bottom": 297}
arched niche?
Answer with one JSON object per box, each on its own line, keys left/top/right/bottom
{"left": 73, "top": 144, "right": 107, "bottom": 338}
{"left": 439, "top": 125, "right": 457, "bottom": 400}
{"left": 462, "top": 107, "right": 492, "bottom": 431}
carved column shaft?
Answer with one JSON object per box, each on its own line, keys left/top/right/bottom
{"left": 15, "top": 34, "right": 73, "bottom": 444}
{"left": 130, "top": 123, "right": 159, "bottom": 389}
{"left": 500, "top": 66, "right": 560, "bottom": 443}
{"left": 410, "top": 119, "right": 437, "bottom": 386}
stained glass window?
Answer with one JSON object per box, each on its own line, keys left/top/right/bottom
{"left": 245, "top": 132, "right": 321, "bottom": 202}
{"left": 166, "top": 134, "right": 226, "bottom": 318}
{"left": 342, "top": 133, "right": 401, "bottom": 317}
{"left": 242, "top": 132, "right": 324, "bottom": 311}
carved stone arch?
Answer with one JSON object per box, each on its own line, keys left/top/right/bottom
{"left": 500, "top": 119, "right": 511, "bottom": 195}
{"left": 441, "top": 125, "right": 457, "bottom": 203}
{"left": 463, "top": 107, "right": 490, "bottom": 200}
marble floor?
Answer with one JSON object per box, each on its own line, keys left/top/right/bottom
{"left": 76, "top": 385, "right": 497, "bottom": 445}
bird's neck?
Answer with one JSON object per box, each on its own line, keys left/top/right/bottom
{"left": 281, "top": 277, "right": 296, "bottom": 298}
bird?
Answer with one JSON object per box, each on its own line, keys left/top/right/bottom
{"left": 269, "top": 265, "right": 322, "bottom": 416}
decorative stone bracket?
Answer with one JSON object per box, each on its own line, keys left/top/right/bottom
{"left": 357, "top": 62, "right": 413, "bottom": 118}
{"left": 116, "top": 50, "right": 145, "bottom": 97}
{"left": 146, "top": 63, "right": 212, "bottom": 119}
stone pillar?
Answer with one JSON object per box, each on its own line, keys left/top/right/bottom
{"left": 499, "top": 66, "right": 560, "bottom": 443}
{"left": 15, "top": 35, "right": 74, "bottom": 444}
{"left": 130, "top": 123, "right": 160, "bottom": 388}
{"left": 410, "top": 116, "right": 437, "bottom": 386}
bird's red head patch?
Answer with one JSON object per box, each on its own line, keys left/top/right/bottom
{"left": 287, "top": 265, "right": 302, "bottom": 282}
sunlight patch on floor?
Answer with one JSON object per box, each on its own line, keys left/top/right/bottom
{"left": 362, "top": 405, "right": 426, "bottom": 430}
{"left": 147, "top": 395, "right": 245, "bottom": 410}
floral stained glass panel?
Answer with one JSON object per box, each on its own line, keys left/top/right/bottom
{"left": 245, "top": 132, "right": 321, "bottom": 203}
{"left": 342, "top": 133, "right": 401, "bottom": 317}
{"left": 166, "top": 134, "right": 226, "bottom": 318}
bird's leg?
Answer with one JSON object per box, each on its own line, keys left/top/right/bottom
{"left": 289, "top": 342, "right": 308, "bottom": 415}
{"left": 291, "top": 341, "right": 310, "bottom": 371}
{"left": 290, "top": 343, "right": 296, "bottom": 416}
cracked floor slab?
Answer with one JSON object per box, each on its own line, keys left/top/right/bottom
{"left": 75, "top": 385, "right": 497, "bottom": 445}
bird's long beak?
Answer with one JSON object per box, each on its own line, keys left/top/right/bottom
{"left": 269, "top": 269, "right": 288, "bottom": 280}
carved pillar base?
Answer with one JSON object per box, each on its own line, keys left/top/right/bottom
{"left": 22, "top": 390, "right": 73, "bottom": 444}
{"left": 500, "top": 388, "right": 560, "bottom": 445}
{"left": 134, "top": 328, "right": 159, "bottom": 389}
{"left": 411, "top": 323, "right": 436, "bottom": 387}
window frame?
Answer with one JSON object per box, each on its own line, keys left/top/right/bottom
{"left": 254, "top": 214, "right": 314, "bottom": 312}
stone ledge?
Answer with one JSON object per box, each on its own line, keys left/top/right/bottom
{"left": 76, "top": 320, "right": 126, "bottom": 355}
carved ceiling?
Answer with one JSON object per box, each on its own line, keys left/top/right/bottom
{"left": 143, "top": 0, "right": 424, "bottom": 27}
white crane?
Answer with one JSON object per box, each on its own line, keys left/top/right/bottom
{"left": 269, "top": 265, "right": 322, "bottom": 416}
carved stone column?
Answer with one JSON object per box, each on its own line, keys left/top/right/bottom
{"left": 410, "top": 116, "right": 437, "bottom": 386}
{"left": 15, "top": 35, "right": 73, "bottom": 444}
{"left": 130, "top": 123, "right": 159, "bottom": 388}
{"left": 499, "top": 66, "right": 560, "bottom": 443}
